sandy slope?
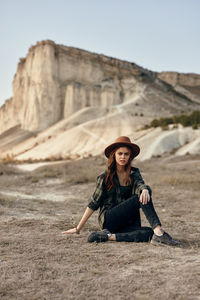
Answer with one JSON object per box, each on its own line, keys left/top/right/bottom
{"left": 5, "top": 124, "right": 199, "bottom": 161}
{"left": 0, "top": 85, "right": 199, "bottom": 161}
{"left": 138, "top": 126, "right": 200, "bottom": 160}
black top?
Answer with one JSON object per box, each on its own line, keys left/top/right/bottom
{"left": 119, "top": 185, "right": 132, "bottom": 201}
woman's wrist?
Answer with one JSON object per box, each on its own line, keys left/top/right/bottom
{"left": 76, "top": 227, "right": 80, "bottom": 234}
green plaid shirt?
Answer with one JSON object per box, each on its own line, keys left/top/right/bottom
{"left": 88, "top": 167, "right": 152, "bottom": 228}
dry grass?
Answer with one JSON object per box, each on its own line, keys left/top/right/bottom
{"left": 0, "top": 154, "right": 200, "bottom": 300}
{"left": 32, "top": 155, "right": 106, "bottom": 184}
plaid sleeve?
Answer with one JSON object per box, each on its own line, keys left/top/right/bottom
{"left": 88, "top": 174, "right": 106, "bottom": 211}
{"left": 134, "top": 168, "right": 152, "bottom": 197}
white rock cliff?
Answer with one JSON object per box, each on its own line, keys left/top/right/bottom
{"left": 0, "top": 40, "right": 200, "bottom": 161}
{"left": 0, "top": 40, "right": 151, "bottom": 133}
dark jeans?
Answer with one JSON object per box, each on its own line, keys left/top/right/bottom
{"left": 103, "top": 195, "right": 161, "bottom": 242}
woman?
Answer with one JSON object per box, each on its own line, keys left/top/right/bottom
{"left": 62, "top": 136, "right": 180, "bottom": 246}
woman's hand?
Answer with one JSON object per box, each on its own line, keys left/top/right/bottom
{"left": 139, "top": 189, "right": 150, "bottom": 205}
{"left": 62, "top": 227, "right": 80, "bottom": 234}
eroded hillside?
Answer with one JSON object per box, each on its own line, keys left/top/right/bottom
{"left": 0, "top": 40, "right": 200, "bottom": 161}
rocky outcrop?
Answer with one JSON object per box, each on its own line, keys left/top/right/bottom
{"left": 158, "top": 72, "right": 200, "bottom": 88}
{"left": 0, "top": 98, "right": 19, "bottom": 133}
{"left": 2, "top": 40, "right": 200, "bottom": 135}
{"left": 0, "top": 40, "right": 200, "bottom": 161}
{"left": 158, "top": 72, "right": 200, "bottom": 104}
{"left": 0, "top": 40, "right": 154, "bottom": 134}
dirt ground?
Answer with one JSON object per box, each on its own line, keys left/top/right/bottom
{"left": 0, "top": 154, "right": 200, "bottom": 300}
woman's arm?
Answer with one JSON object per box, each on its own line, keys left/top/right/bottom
{"left": 133, "top": 168, "right": 151, "bottom": 205}
{"left": 62, "top": 207, "right": 94, "bottom": 234}
{"left": 62, "top": 173, "right": 106, "bottom": 235}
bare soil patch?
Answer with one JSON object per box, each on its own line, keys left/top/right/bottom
{"left": 0, "top": 154, "right": 200, "bottom": 300}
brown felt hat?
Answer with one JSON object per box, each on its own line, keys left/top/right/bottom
{"left": 104, "top": 136, "right": 140, "bottom": 159}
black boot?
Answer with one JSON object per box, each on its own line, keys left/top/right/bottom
{"left": 151, "top": 232, "right": 180, "bottom": 247}
{"left": 88, "top": 229, "right": 111, "bottom": 243}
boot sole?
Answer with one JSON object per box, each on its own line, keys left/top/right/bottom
{"left": 151, "top": 239, "right": 181, "bottom": 247}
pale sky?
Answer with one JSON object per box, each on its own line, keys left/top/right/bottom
{"left": 0, "top": 0, "right": 199, "bottom": 106}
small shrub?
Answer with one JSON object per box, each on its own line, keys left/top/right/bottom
{"left": 161, "top": 125, "right": 169, "bottom": 131}
{"left": 143, "top": 124, "right": 149, "bottom": 129}
{"left": 1, "top": 154, "right": 15, "bottom": 164}
{"left": 192, "top": 123, "right": 198, "bottom": 130}
{"left": 150, "top": 119, "right": 159, "bottom": 128}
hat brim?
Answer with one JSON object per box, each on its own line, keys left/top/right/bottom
{"left": 104, "top": 142, "right": 140, "bottom": 159}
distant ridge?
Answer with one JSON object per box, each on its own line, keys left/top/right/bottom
{"left": 0, "top": 40, "right": 200, "bottom": 161}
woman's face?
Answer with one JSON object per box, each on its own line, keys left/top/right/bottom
{"left": 115, "top": 147, "right": 131, "bottom": 167}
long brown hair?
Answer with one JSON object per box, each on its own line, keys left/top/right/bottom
{"left": 105, "top": 147, "right": 133, "bottom": 191}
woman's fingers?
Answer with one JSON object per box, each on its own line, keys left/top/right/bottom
{"left": 139, "top": 193, "right": 144, "bottom": 204}
{"left": 62, "top": 228, "right": 77, "bottom": 234}
{"left": 140, "top": 190, "right": 150, "bottom": 205}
